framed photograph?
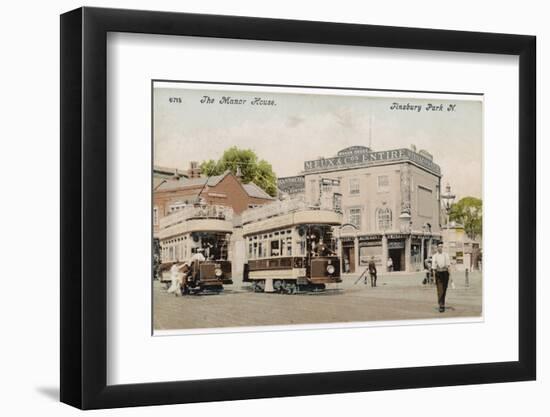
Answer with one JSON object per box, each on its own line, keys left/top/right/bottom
{"left": 60, "top": 7, "right": 536, "bottom": 409}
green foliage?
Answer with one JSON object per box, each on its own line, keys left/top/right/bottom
{"left": 449, "top": 196, "right": 483, "bottom": 240}
{"left": 199, "top": 146, "right": 278, "bottom": 197}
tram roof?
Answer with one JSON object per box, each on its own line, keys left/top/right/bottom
{"left": 158, "top": 218, "right": 233, "bottom": 240}
{"left": 242, "top": 209, "right": 342, "bottom": 237}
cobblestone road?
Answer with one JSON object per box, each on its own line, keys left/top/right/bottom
{"left": 153, "top": 271, "right": 482, "bottom": 330}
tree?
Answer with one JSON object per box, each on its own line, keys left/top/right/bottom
{"left": 449, "top": 196, "right": 482, "bottom": 240}
{"left": 200, "top": 146, "right": 278, "bottom": 197}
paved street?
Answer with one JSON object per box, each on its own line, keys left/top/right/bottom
{"left": 153, "top": 271, "right": 482, "bottom": 330}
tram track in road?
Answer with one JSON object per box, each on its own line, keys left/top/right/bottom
{"left": 152, "top": 272, "right": 482, "bottom": 330}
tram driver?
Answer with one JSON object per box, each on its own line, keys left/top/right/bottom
{"left": 314, "top": 239, "right": 335, "bottom": 257}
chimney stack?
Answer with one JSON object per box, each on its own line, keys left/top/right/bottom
{"left": 188, "top": 161, "right": 201, "bottom": 178}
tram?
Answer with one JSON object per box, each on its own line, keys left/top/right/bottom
{"left": 241, "top": 200, "right": 343, "bottom": 293}
{"left": 157, "top": 204, "right": 233, "bottom": 293}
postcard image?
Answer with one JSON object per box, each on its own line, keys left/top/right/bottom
{"left": 152, "top": 81, "right": 483, "bottom": 334}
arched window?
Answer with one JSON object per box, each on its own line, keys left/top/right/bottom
{"left": 377, "top": 208, "right": 392, "bottom": 231}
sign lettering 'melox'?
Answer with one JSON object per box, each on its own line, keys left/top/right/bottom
{"left": 303, "top": 148, "right": 441, "bottom": 175}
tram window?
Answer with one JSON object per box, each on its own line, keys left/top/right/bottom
{"left": 270, "top": 240, "right": 280, "bottom": 256}
{"left": 299, "top": 240, "right": 306, "bottom": 255}
{"left": 285, "top": 237, "right": 292, "bottom": 256}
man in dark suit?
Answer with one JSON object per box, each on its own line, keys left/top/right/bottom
{"left": 432, "top": 243, "right": 451, "bottom": 312}
{"left": 367, "top": 256, "right": 377, "bottom": 287}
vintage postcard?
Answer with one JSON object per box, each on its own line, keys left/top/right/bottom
{"left": 152, "top": 81, "right": 483, "bottom": 333}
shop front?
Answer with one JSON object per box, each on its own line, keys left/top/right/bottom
{"left": 338, "top": 231, "right": 441, "bottom": 274}
{"left": 358, "top": 235, "right": 383, "bottom": 269}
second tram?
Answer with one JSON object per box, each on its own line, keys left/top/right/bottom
{"left": 242, "top": 200, "right": 343, "bottom": 293}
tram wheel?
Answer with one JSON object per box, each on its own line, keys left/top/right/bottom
{"left": 273, "top": 279, "right": 283, "bottom": 293}
{"left": 252, "top": 280, "right": 265, "bottom": 292}
{"left": 284, "top": 281, "right": 297, "bottom": 294}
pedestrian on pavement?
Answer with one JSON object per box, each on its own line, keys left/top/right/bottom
{"left": 431, "top": 243, "right": 452, "bottom": 312}
{"left": 367, "top": 256, "right": 377, "bottom": 287}
{"left": 386, "top": 257, "right": 393, "bottom": 272}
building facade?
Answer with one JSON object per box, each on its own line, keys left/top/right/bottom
{"left": 278, "top": 145, "right": 443, "bottom": 273}
{"left": 441, "top": 222, "right": 482, "bottom": 271}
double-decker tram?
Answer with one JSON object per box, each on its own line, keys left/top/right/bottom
{"left": 157, "top": 204, "right": 233, "bottom": 294}
{"left": 242, "top": 200, "right": 343, "bottom": 294}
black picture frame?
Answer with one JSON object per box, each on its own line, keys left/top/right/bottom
{"left": 60, "top": 6, "right": 536, "bottom": 410}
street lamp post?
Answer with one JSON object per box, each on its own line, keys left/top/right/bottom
{"left": 441, "top": 183, "right": 456, "bottom": 285}
{"left": 441, "top": 183, "right": 456, "bottom": 248}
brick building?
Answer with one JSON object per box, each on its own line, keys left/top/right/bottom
{"left": 153, "top": 170, "right": 274, "bottom": 236}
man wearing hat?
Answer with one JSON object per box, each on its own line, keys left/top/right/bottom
{"left": 431, "top": 242, "right": 452, "bottom": 312}
{"left": 186, "top": 247, "right": 206, "bottom": 286}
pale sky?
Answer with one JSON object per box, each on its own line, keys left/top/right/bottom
{"left": 154, "top": 84, "right": 483, "bottom": 200}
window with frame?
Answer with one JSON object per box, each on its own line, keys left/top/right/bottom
{"left": 153, "top": 207, "right": 159, "bottom": 225}
{"left": 349, "top": 177, "right": 360, "bottom": 195}
{"left": 333, "top": 193, "right": 342, "bottom": 212}
{"left": 378, "top": 175, "right": 390, "bottom": 192}
{"left": 377, "top": 207, "right": 392, "bottom": 231}
{"left": 349, "top": 208, "right": 361, "bottom": 228}
{"left": 309, "top": 179, "right": 317, "bottom": 204}
{"left": 168, "top": 202, "right": 187, "bottom": 212}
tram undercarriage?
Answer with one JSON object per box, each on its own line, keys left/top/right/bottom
{"left": 250, "top": 279, "right": 328, "bottom": 294}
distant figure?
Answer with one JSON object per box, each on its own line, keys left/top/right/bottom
{"left": 423, "top": 257, "right": 433, "bottom": 285}
{"left": 432, "top": 243, "right": 452, "bottom": 313}
{"left": 367, "top": 257, "right": 377, "bottom": 287}
{"left": 344, "top": 257, "right": 350, "bottom": 273}
{"left": 387, "top": 257, "right": 394, "bottom": 272}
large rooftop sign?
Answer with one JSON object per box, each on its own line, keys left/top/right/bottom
{"left": 303, "top": 146, "right": 441, "bottom": 175}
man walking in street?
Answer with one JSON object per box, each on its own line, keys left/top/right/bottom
{"left": 367, "top": 256, "right": 377, "bottom": 287}
{"left": 431, "top": 243, "right": 451, "bottom": 312}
